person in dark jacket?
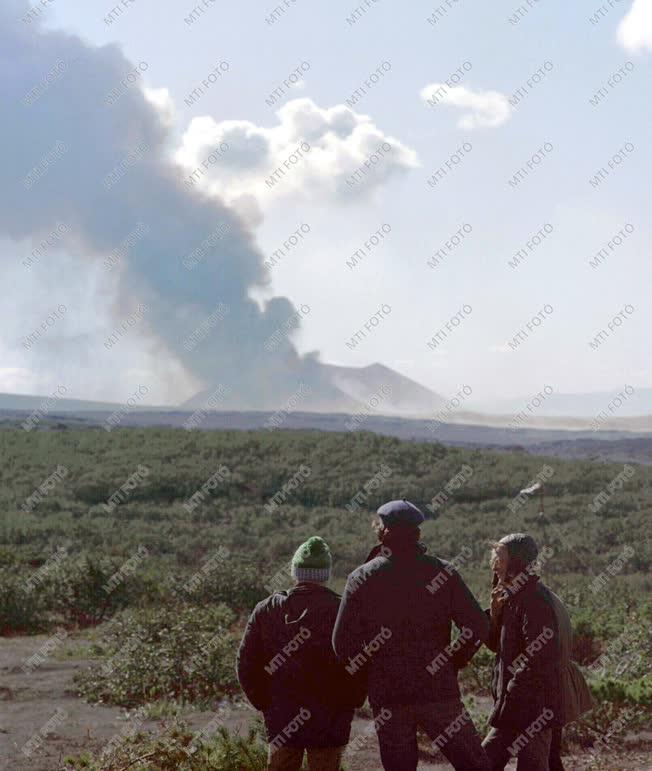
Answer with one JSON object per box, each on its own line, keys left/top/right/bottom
{"left": 482, "top": 533, "right": 566, "bottom": 770}
{"left": 237, "top": 536, "right": 365, "bottom": 771}
{"left": 333, "top": 499, "right": 491, "bottom": 771}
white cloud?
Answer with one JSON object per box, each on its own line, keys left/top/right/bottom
{"left": 174, "top": 98, "right": 419, "bottom": 206}
{"left": 144, "top": 86, "right": 175, "bottom": 126}
{"left": 420, "top": 83, "right": 512, "bottom": 129}
{"left": 618, "top": 0, "right": 652, "bottom": 52}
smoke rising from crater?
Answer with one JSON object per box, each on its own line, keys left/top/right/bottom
{"left": 0, "top": 0, "right": 361, "bottom": 408}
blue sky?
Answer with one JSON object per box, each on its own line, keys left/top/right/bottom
{"left": 2, "top": 0, "right": 650, "bottom": 408}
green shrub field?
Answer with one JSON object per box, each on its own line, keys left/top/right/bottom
{"left": 1, "top": 424, "right": 649, "bottom": 768}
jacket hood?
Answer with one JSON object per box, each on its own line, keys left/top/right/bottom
{"left": 281, "top": 583, "right": 340, "bottom": 625}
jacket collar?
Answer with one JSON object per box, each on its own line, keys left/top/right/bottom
{"left": 286, "top": 582, "right": 337, "bottom": 597}
{"left": 364, "top": 541, "right": 427, "bottom": 563}
{"left": 503, "top": 572, "right": 539, "bottom": 600}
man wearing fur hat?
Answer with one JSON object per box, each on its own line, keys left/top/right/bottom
{"left": 237, "top": 536, "right": 365, "bottom": 770}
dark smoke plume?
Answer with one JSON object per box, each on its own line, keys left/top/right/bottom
{"left": 1, "top": 0, "right": 349, "bottom": 409}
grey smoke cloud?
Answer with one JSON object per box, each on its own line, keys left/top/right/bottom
{"left": 0, "top": 0, "right": 350, "bottom": 408}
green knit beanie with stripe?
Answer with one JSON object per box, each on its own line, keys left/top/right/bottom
{"left": 291, "top": 536, "right": 332, "bottom": 583}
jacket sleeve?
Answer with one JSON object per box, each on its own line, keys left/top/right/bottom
{"left": 449, "top": 568, "right": 490, "bottom": 669}
{"left": 484, "top": 607, "right": 502, "bottom": 652}
{"left": 236, "top": 603, "right": 269, "bottom": 711}
{"left": 332, "top": 571, "right": 367, "bottom": 665}
{"left": 504, "top": 599, "right": 558, "bottom": 704}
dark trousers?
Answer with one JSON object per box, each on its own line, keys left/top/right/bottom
{"left": 267, "top": 746, "right": 344, "bottom": 770}
{"left": 372, "top": 699, "right": 490, "bottom": 771}
{"left": 264, "top": 704, "right": 353, "bottom": 749}
{"left": 548, "top": 727, "right": 564, "bottom": 771}
{"left": 483, "top": 726, "right": 552, "bottom": 771}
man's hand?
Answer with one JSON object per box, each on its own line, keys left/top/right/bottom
{"left": 490, "top": 584, "right": 507, "bottom": 620}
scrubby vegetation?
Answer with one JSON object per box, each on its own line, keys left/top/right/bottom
{"left": 74, "top": 605, "right": 241, "bottom": 707}
{"left": 1, "top": 425, "right": 650, "bottom": 768}
{"left": 2, "top": 426, "right": 650, "bottom": 577}
{"left": 63, "top": 722, "right": 269, "bottom": 771}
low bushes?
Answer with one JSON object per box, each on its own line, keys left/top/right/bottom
{"left": 64, "top": 721, "right": 268, "bottom": 771}
{"left": 0, "top": 551, "right": 266, "bottom": 635}
{"left": 0, "top": 555, "right": 150, "bottom": 633}
{"left": 75, "top": 605, "right": 240, "bottom": 707}
{"left": 0, "top": 567, "right": 47, "bottom": 634}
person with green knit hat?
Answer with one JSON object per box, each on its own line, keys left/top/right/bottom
{"left": 291, "top": 536, "right": 332, "bottom": 583}
{"left": 237, "top": 536, "right": 365, "bottom": 771}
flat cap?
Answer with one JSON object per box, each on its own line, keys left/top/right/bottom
{"left": 376, "top": 499, "right": 425, "bottom": 528}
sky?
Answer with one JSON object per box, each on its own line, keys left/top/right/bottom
{"left": 1, "top": 0, "right": 651, "bottom": 410}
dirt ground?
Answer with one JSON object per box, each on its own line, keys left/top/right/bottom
{"left": 0, "top": 633, "right": 650, "bottom": 771}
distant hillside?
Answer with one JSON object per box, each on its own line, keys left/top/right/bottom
{"left": 4, "top": 405, "right": 652, "bottom": 464}
{"left": 182, "top": 361, "right": 446, "bottom": 416}
{"left": 525, "top": 437, "right": 652, "bottom": 465}
{"left": 323, "top": 362, "right": 445, "bottom": 416}
{"left": 181, "top": 376, "right": 361, "bottom": 414}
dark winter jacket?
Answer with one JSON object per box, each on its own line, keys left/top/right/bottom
{"left": 332, "top": 541, "right": 489, "bottom": 707}
{"left": 487, "top": 575, "right": 565, "bottom": 731}
{"left": 236, "top": 583, "right": 365, "bottom": 747}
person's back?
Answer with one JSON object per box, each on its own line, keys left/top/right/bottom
{"left": 332, "top": 500, "right": 490, "bottom": 771}
{"left": 334, "top": 542, "right": 486, "bottom": 705}
{"left": 237, "top": 537, "right": 364, "bottom": 771}
{"left": 241, "top": 582, "right": 362, "bottom": 712}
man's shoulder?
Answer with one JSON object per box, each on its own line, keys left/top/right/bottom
{"left": 256, "top": 586, "right": 342, "bottom": 611}
{"left": 535, "top": 580, "right": 563, "bottom": 612}
{"left": 346, "top": 554, "right": 391, "bottom": 587}
{"left": 414, "top": 553, "right": 456, "bottom": 577}
{"left": 428, "top": 555, "right": 453, "bottom": 571}
{"left": 348, "top": 558, "right": 382, "bottom": 580}
{"left": 348, "top": 552, "right": 448, "bottom": 580}
{"left": 517, "top": 580, "right": 558, "bottom": 616}
{"left": 251, "top": 591, "right": 288, "bottom": 616}
{"left": 312, "top": 586, "right": 343, "bottom": 604}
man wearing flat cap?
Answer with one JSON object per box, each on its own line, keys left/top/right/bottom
{"left": 333, "top": 499, "right": 490, "bottom": 771}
